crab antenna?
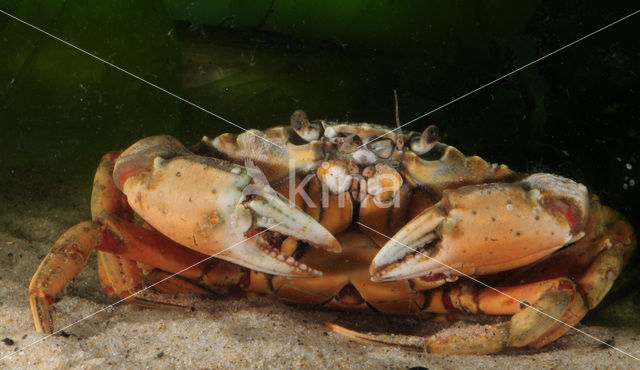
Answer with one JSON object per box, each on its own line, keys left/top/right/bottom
{"left": 393, "top": 89, "right": 404, "bottom": 150}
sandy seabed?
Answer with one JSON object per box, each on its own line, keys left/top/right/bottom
{"left": 1, "top": 185, "right": 638, "bottom": 369}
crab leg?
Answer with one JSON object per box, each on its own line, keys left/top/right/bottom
{"left": 97, "top": 251, "right": 203, "bottom": 309}
{"left": 113, "top": 135, "right": 340, "bottom": 277}
{"left": 96, "top": 250, "right": 142, "bottom": 300}
{"left": 327, "top": 277, "right": 580, "bottom": 354}
{"left": 371, "top": 173, "right": 589, "bottom": 281}
{"left": 31, "top": 229, "right": 201, "bottom": 330}
{"left": 28, "top": 151, "right": 125, "bottom": 333}
{"left": 28, "top": 221, "right": 101, "bottom": 334}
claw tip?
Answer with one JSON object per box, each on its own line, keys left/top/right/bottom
{"left": 327, "top": 238, "right": 342, "bottom": 253}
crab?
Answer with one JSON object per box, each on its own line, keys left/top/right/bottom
{"left": 29, "top": 110, "right": 635, "bottom": 354}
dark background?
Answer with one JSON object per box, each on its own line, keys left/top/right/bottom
{"left": 1, "top": 1, "right": 638, "bottom": 325}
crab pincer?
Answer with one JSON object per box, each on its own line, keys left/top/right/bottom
{"left": 113, "top": 135, "right": 341, "bottom": 277}
{"left": 371, "top": 173, "right": 590, "bottom": 282}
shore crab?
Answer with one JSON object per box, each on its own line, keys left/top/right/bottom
{"left": 29, "top": 111, "right": 635, "bottom": 354}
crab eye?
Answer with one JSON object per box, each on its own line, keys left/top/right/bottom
{"left": 290, "top": 110, "right": 322, "bottom": 141}
{"left": 424, "top": 125, "right": 438, "bottom": 143}
{"left": 367, "top": 138, "right": 394, "bottom": 158}
{"left": 290, "top": 110, "right": 306, "bottom": 129}
{"left": 410, "top": 125, "right": 439, "bottom": 155}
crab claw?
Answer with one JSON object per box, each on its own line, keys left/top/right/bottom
{"left": 370, "top": 173, "right": 589, "bottom": 282}
{"left": 113, "top": 135, "right": 340, "bottom": 277}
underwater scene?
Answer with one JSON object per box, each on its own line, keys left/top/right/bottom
{"left": 1, "top": 1, "right": 639, "bottom": 367}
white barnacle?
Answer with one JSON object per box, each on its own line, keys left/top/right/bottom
{"left": 153, "top": 157, "right": 167, "bottom": 169}
{"left": 324, "top": 126, "right": 337, "bottom": 138}
{"left": 323, "top": 164, "right": 352, "bottom": 193}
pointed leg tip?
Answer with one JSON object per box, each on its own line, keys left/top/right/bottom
{"left": 325, "top": 322, "right": 350, "bottom": 335}
{"left": 29, "top": 294, "right": 54, "bottom": 334}
{"left": 325, "top": 321, "right": 336, "bottom": 329}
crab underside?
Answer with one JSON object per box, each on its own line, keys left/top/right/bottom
{"left": 29, "top": 111, "right": 635, "bottom": 354}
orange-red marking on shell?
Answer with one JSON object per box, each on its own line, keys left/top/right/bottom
{"left": 209, "top": 215, "right": 220, "bottom": 227}
{"left": 547, "top": 199, "right": 579, "bottom": 231}
{"left": 558, "top": 280, "right": 576, "bottom": 294}
{"left": 245, "top": 227, "right": 264, "bottom": 238}
{"left": 114, "top": 165, "right": 141, "bottom": 190}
